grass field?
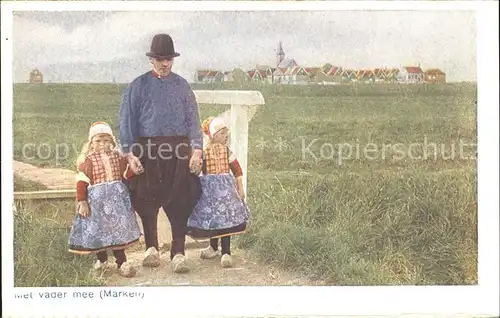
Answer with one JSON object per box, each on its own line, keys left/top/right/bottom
{"left": 14, "top": 176, "right": 105, "bottom": 287}
{"left": 13, "top": 82, "right": 477, "bottom": 285}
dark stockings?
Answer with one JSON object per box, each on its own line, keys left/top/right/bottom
{"left": 96, "top": 249, "right": 126, "bottom": 268}
{"left": 210, "top": 236, "right": 231, "bottom": 255}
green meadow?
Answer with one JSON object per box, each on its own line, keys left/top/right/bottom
{"left": 13, "top": 82, "right": 477, "bottom": 286}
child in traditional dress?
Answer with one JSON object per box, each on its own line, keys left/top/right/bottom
{"left": 187, "top": 116, "right": 250, "bottom": 268}
{"left": 68, "top": 121, "right": 143, "bottom": 277}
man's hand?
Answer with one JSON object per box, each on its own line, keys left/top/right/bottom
{"left": 190, "top": 148, "right": 203, "bottom": 175}
{"left": 78, "top": 201, "right": 91, "bottom": 218}
{"left": 132, "top": 164, "right": 144, "bottom": 175}
{"left": 125, "top": 153, "right": 144, "bottom": 174}
{"left": 131, "top": 162, "right": 144, "bottom": 175}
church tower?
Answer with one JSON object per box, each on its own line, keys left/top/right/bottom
{"left": 276, "top": 41, "right": 285, "bottom": 67}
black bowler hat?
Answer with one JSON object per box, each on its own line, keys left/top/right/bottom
{"left": 146, "top": 34, "right": 180, "bottom": 59}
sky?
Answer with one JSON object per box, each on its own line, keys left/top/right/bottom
{"left": 12, "top": 10, "right": 476, "bottom": 83}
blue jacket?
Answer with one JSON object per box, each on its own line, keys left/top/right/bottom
{"left": 119, "top": 71, "right": 203, "bottom": 153}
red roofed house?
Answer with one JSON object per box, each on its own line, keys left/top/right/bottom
{"left": 356, "top": 69, "right": 377, "bottom": 83}
{"left": 381, "top": 68, "right": 400, "bottom": 83}
{"left": 424, "top": 68, "right": 446, "bottom": 84}
{"left": 340, "top": 68, "right": 357, "bottom": 82}
{"left": 247, "top": 69, "right": 269, "bottom": 83}
{"left": 254, "top": 65, "right": 276, "bottom": 84}
{"left": 304, "top": 67, "right": 321, "bottom": 82}
{"left": 283, "top": 66, "right": 309, "bottom": 84}
{"left": 325, "top": 66, "right": 343, "bottom": 83}
{"left": 397, "top": 66, "right": 424, "bottom": 84}
{"left": 304, "top": 67, "right": 332, "bottom": 84}
{"left": 194, "top": 69, "right": 224, "bottom": 83}
{"left": 247, "top": 70, "right": 257, "bottom": 81}
{"left": 310, "top": 70, "right": 331, "bottom": 84}
{"left": 372, "top": 68, "right": 387, "bottom": 83}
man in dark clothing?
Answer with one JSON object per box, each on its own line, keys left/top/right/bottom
{"left": 119, "top": 33, "right": 203, "bottom": 273}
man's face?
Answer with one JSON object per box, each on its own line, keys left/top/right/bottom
{"left": 151, "top": 57, "right": 174, "bottom": 77}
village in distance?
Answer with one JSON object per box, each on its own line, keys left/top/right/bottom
{"left": 192, "top": 41, "right": 447, "bottom": 86}
{"left": 27, "top": 41, "right": 447, "bottom": 85}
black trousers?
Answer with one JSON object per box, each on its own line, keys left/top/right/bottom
{"left": 134, "top": 202, "right": 190, "bottom": 260}
{"left": 130, "top": 136, "right": 202, "bottom": 260}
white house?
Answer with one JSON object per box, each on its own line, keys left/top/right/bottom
{"left": 397, "top": 66, "right": 424, "bottom": 84}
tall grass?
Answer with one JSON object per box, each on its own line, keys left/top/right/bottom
{"left": 14, "top": 176, "right": 104, "bottom": 287}
{"left": 13, "top": 82, "right": 477, "bottom": 285}
{"left": 239, "top": 167, "right": 477, "bottom": 285}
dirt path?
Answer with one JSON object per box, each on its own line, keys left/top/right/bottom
{"left": 13, "top": 160, "right": 75, "bottom": 189}
{"left": 13, "top": 160, "right": 321, "bottom": 286}
{"left": 106, "top": 245, "right": 316, "bottom": 286}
